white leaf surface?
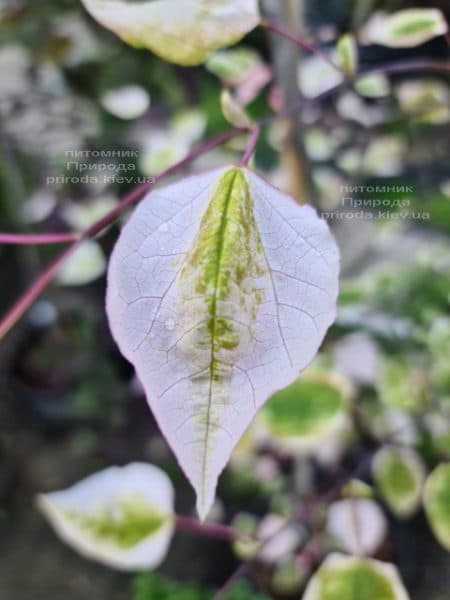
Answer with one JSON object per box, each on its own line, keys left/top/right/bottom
{"left": 37, "top": 463, "right": 175, "bottom": 571}
{"left": 326, "top": 499, "right": 387, "bottom": 556}
{"left": 100, "top": 85, "right": 150, "bottom": 120}
{"left": 106, "top": 166, "right": 339, "bottom": 519}
{"left": 298, "top": 54, "right": 344, "bottom": 99}
{"left": 81, "top": 0, "right": 260, "bottom": 66}
{"left": 56, "top": 240, "right": 106, "bottom": 286}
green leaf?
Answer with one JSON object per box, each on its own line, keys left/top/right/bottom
{"left": 372, "top": 446, "right": 426, "bottom": 519}
{"left": 423, "top": 463, "right": 450, "bottom": 551}
{"left": 302, "top": 554, "right": 410, "bottom": 600}
{"left": 81, "top": 0, "right": 261, "bottom": 66}
{"left": 366, "top": 9, "right": 448, "bottom": 48}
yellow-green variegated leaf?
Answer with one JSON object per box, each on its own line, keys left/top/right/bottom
{"left": 220, "top": 89, "right": 253, "bottom": 128}
{"left": 354, "top": 73, "right": 390, "bottom": 98}
{"left": 366, "top": 9, "right": 448, "bottom": 48}
{"left": 423, "top": 463, "right": 450, "bottom": 551}
{"left": 256, "top": 369, "right": 351, "bottom": 454}
{"left": 81, "top": 0, "right": 261, "bottom": 66}
{"left": 302, "top": 554, "right": 410, "bottom": 600}
{"left": 336, "top": 34, "right": 358, "bottom": 77}
{"left": 372, "top": 445, "right": 426, "bottom": 519}
{"left": 37, "top": 463, "right": 175, "bottom": 571}
{"left": 106, "top": 167, "right": 340, "bottom": 519}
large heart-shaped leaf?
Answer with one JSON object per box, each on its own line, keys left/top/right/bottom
{"left": 106, "top": 166, "right": 339, "bottom": 518}
{"left": 81, "top": 0, "right": 260, "bottom": 66}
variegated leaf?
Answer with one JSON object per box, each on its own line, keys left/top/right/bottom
{"left": 37, "top": 463, "right": 175, "bottom": 571}
{"left": 365, "top": 9, "right": 448, "bottom": 48}
{"left": 302, "top": 554, "right": 410, "bottom": 600}
{"left": 106, "top": 166, "right": 339, "bottom": 518}
{"left": 81, "top": 0, "right": 260, "bottom": 66}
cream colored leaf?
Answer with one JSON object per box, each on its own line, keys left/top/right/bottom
{"left": 81, "top": 0, "right": 260, "bottom": 66}
{"left": 326, "top": 499, "right": 387, "bottom": 556}
{"left": 106, "top": 166, "right": 339, "bottom": 519}
{"left": 365, "top": 9, "right": 448, "bottom": 48}
{"left": 100, "top": 85, "right": 150, "bottom": 120}
{"left": 37, "top": 463, "right": 175, "bottom": 571}
{"left": 220, "top": 89, "right": 253, "bottom": 128}
{"left": 56, "top": 240, "right": 106, "bottom": 286}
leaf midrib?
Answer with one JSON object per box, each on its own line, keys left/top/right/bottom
{"left": 200, "top": 169, "right": 239, "bottom": 505}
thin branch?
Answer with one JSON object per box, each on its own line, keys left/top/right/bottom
{"left": 0, "top": 232, "right": 80, "bottom": 245}
{"left": 0, "top": 128, "right": 244, "bottom": 340}
{"left": 261, "top": 17, "right": 343, "bottom": 73}
{"left": 1, "top": 57, "right": 450, "bottom": 339}
{"left": 239, "top": 125, "right": 261, "bottom": 167}
{"left": 175, "top": 514, "right": 243, "bottom": 543}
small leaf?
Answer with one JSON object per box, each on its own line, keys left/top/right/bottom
{"left": 298, "top": 54, "right": 344, "bottom": 99}
{"left": 396, "top": 79, "right": 450, "bottom": 125}
{"left": 81, "top": 0, "right": 261, "bottom": 66}
{"left": 372, "top": 445, "right": 426, "bottom": 519}
{"left": 37, "top": 463, "right": 175, "bottom": 571}
{"left": 365, "top": 9, "right": 448, "bottom": 48}
{"left": 257, "top": 369, "right": 351, "bottom": 454}
{"left": 336, "top": 34, "right": 358, "bottom": 77}
{"left": 220, "top": 89, "right": 253, "bottom": 128}
{"left": 362, "top": 136, "right": 407, "bottom": 177}
{"left": 326, "top": 499, "right": 387, "bottom": 556}
{"left": 302, "top": 554, "right": 410, "bottom": 600}
{"left": 206, "top": 46, "right": 272, "bottom": 105}
{"left": 56, "top": 240, "right": 106, "bottom": 286}
{"left": 170, "top": 109, "right": 207, "bottom": 145}
{"left": 100, "top": 85, "right": 150, "bottom": 120}
{"left": 257, "top": 514, "right": 303, "bottom": 564}
{"left": 423, "top": 463, "right": 450, "bottom": 551}
{"left": 342, "top": 479, "right": 374, "bottom": 500}
{"left": 106, "top": 166, "right": 340, "bottom": 519}
{"left": 206, "top": 46, "right": 263, "bottom": 85}
{"left": 377, "top": 358, "right": 428, "bottom": 412}
{"left": 354, "top": 73, "right": 390, "bottom": 98}
{"left": 61, "top": 195, "right": 117, "bottom": 230}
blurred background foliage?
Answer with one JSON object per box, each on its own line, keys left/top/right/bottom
{"left": 0, "top": 0, "right": 449, "bottom": 598}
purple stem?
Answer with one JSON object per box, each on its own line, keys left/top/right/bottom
{"left": 262, "top": 17, "right": 343, "bottom": 73}
{"left": 239, "top": 125, "right": 261, "bottom": 167}
{"left": 0, "top": 232, "right": 79, "bottom": 245}
{"left": 1, "top": 56, "right": 450, "bottom": 339}
{"left": 175, "top": 514, "right": 241, "bottom": 543}
{"left": 0, "top": 128, "right": 244, "bottom": 339}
